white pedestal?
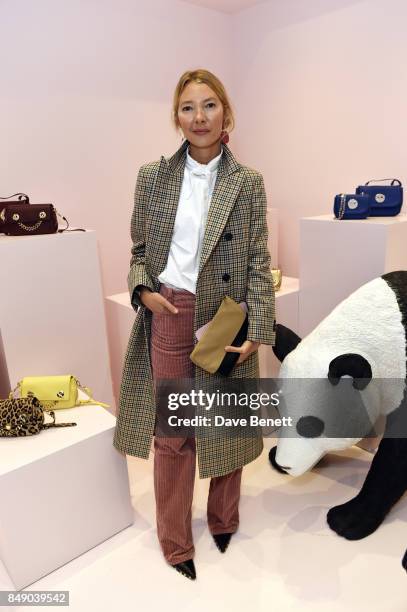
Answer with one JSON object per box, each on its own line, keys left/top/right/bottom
{"left": 259, "top": 276, "right": 299, "bottom": 378}
{"left": 105, "top": 293, "right": 137, "bottom": 404}
{"left": 0, "top": 405, "right": 133, "bottom": 590}
{"left": 0, "top": 231, "right": 114, "bottom": 410}
{"left": 299, "top": 214, "right": 407, "bottom": 336}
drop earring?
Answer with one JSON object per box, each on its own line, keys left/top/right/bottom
{"left": 221, "top": 130, "right": 229, "bottom": 144}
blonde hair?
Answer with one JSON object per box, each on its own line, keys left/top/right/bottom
{"left": 172, "top": 69, "right": 235, "bottom": 135}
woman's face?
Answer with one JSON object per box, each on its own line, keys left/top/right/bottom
{"left": 177, "top": 82, "right": 225, "bottom": 149}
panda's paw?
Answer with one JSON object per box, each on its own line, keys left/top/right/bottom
{"left": 327, "top": 498, "right": 386, "bottom": 540}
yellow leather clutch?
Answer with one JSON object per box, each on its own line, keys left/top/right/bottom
{"left": 11, "top": 375, "right": 110, "bottom": 410}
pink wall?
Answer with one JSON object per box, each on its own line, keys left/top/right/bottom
{"left": 231, "top": 0, "right": 407, "bottom": 276}
{"left": 0, "top": 0, "right": 232, "bottom": 297}
{"left": 2, "top": 0, "right": 407, "bottom": 291}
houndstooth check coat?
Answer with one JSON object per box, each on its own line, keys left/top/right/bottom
{"left": 113, "top": 138, "right": 276, "bottom": 478}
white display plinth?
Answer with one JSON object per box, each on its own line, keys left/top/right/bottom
{"left": 0, "top": 231, "right": 114, "bottom": 410}
{"left": 258, "top": 276, "right": 299, "bottom": 378}
{"left": 299, "top": 214, "right": 407, "bottom": 336}
{"left": 105, "top": 292, "right": 138, "bottom": 404}
{"left": 0, "top": 405, "right": 133, "bottom": 590}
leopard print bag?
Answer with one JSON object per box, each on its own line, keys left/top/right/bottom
{"left": 0, "top": 394, "right": 77, "bottom": 437}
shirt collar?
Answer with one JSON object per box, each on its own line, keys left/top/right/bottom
{"left": 185, "top": 145, "right": 223, "bottom": 177}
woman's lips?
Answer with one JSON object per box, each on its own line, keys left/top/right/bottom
{"left": 193, "top": 130, "right": 209, "bottom": 135}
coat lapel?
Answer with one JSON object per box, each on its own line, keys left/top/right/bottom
{"left": 150, "top": 139, "right": 244, "bottom": 280}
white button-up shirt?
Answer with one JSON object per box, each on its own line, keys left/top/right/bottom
{"left": 158, "top": 145, "right": 223, "bottom": 294}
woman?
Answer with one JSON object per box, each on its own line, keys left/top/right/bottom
{"left": 113, "top": 69, "right": 276, "bottom": 580}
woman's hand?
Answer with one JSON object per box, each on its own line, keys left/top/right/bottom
{"left": 224, "top": 340, "right": 261, "bottom": 365}
{"left": 140, "top": 287, "right": 179, "bottom": 315}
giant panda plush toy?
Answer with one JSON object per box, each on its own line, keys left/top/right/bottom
{"left": 268, "top": 270, "right": 407, "bottom": 571}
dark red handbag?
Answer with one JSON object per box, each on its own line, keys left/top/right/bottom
{"left": 0, "top": 193, "right": 85, "bottom": 236}
{"left": 0, "top": 203, "right": 58, "bottom": 235}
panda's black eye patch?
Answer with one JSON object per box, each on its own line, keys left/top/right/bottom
{"left": 296, "top": 416, "right": 325, "bottom": 438}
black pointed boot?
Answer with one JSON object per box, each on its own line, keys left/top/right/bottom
{"left": 171, "top": 558, "right": 196, "bottom": 580}
{"left": 212, "top": 532, "right": 233, "bottom": 553}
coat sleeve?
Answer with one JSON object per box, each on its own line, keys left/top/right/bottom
{"left": 245, "top": 172, "right": 276, "bottom": 345}
{"left": 127, "top": 165, "right": 155, "bottom": 310}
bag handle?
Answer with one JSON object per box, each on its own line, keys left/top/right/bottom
{"left": 41, "top": 409, "right": 77, "bottom": 429}
{"left": 55, "top": 210, "right": 86, "bottom": 233}
{"left": 24, "top": 394, "right": 77, "bottom": 429}
{"left": 0, "top": 193, "right": 30, "bottom": 203}
{"left": 76, "top": 379, "right": 110, "bottom": 408}
{"left": 364, "top": 178, "right": 402, "bottom": 186}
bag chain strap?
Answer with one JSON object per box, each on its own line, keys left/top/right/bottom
{"left": 18, "top": 220, "right": 43, "bottom": 232}
{"left": 336, "top": 193, "right": 347, "bottom": 220}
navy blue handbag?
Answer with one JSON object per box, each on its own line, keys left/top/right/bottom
{"left": 333, "top": 193, "right": 370, "bottom": 220}
{"left": 356, "top": 179, "right": 403, "bottom": 217}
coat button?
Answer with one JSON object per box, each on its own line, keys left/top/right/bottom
{"left": 224, "top": 232, "right": 233, "bottom": 241}
{"left": 222, "top": 273, "right": 230, "bottom": 282}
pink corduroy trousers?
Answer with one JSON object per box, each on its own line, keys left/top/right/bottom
{"left": 151, "top": 283, "right": 242, "bottom": 565}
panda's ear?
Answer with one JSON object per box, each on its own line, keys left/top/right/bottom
{"left": 327, "top": 353, "right": 372, "bottom": 390}
{"left": 272, "top": 324, "right": 302, "bottom": 362}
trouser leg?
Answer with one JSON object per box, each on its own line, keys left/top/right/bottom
{"left": 151, "top": 285, "right": 197, "bottom": 564}
{"left": 154, "top": 435, "right": 196, "bottom": 564}
{"left": 207, "top": 467, "right": 243, "bottom": 535}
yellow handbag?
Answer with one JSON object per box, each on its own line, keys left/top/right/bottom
{"left": 10, "top": 375, "right": 110, "bottom": 410}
